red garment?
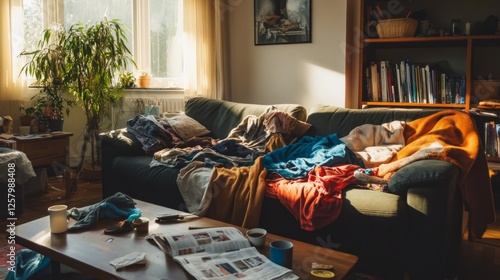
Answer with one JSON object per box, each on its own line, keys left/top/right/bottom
{"left": 266, "top": 164, "right": 360, "bottom": 231}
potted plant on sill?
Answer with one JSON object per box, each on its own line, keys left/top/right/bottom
{"left": 118, "top": 71, "right": 136, "bottom": 88}
{"left": 63, "top": 17, "right": 136, "bottom": 179}
{"left": 18, "top": 25, "right": 74, "bottom": 133}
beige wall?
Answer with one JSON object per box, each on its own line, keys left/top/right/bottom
{"left": 5, "top": 1, "right": 349, "bottom": 166}
{"left": 226, "top": 0, "right": 348, "bottom": 112}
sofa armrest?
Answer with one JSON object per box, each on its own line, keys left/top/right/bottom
{"left": 388, "top": 159, "right": 463, "bottom": 278}
{"left": 100, "top": 128, "right": 145, "bottom": 156}
{"left": 100, "top": 128, "right": 146, "bottom": 198}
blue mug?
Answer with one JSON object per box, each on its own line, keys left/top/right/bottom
{"left": 269, "top": 240, "right": 293, "bottom": 268}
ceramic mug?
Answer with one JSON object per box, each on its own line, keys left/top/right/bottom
{"left": 132, "top": 217, "right": 150, "bottom": 234}
{"left": 270, "top": 240, "right": 293, "bottom": 268}
{"left": 48, "top": 205, "right": 68, "bottom": 233}
{"left": 246, "top": 228, "right": 267, "bottom": 247}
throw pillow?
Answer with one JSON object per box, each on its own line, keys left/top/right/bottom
{"left": 164, "top": 114, "right": 210, "bottom": 140}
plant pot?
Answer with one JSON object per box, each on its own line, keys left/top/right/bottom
{"left": 48, "top": 119, "right": 64, "bottom": 132}
{"left": 19, "top": 116, "right": 35, "bottom": 126}
{"left": 19, "top": 126, "right": 31, "bottom": 135}
{"left": 138, "top": 76, "right": 151, "bottom": 88}
{"left": 81, "top": 164, "right": 102, "bottom": 181}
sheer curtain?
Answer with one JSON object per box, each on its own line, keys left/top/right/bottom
{"left": 1, "top": 0, "right": 227, "bottom": 124}
{"left": 0, "top": 0, "right": 25, "bottom": 126}
{"left": 184, "top": 0, "right": 227, "bottom": 100}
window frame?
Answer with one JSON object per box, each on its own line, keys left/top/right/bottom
{"left": 31, "top": 0, "right": 182, "bottom": 90}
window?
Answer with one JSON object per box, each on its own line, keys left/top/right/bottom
{"left": 20, "top": 0, "right": 183, "bottom": 89}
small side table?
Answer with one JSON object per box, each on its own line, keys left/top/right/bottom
{"left": 14, "top": 132, "right": 73, "bottom": 169}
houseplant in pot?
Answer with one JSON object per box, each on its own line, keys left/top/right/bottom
{"left": 19, "top": 105, "right": 35, "bottom": 135}
{"left": 118, "top": 71, "right": 136, "bottom": 88}
{"left": 18, "top": 25, "right": 74, "bottom": 133}
{"left": 19, "top": 105, "right": 35, "bottom": 126}
{"left": 31, "top": 86, "right": 74, "bottom": 132}
{"left": 63, "top": 17, "right": 136, "bottom": 179}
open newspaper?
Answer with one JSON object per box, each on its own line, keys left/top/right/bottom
{"left": 148, "top": 227, "right": 298, "bottom": 280}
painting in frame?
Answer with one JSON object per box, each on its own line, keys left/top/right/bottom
{"left": 254, "top": 0, "right": 311, "bottom": 45}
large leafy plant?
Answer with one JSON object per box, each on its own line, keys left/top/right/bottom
{"left": 19, "top": 26, "right": 74, "bottom": 129}
{"left": 63, "top": 18, "right": 136, "bottom": 170}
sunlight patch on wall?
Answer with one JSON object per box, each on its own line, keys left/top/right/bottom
{"left": 301, "top": 62, "right": 345, "bottom": 109}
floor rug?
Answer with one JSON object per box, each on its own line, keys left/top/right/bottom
{"left": 0, "top": 234, "right": 26, "bottom": 279}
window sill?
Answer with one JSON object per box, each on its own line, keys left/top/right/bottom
{"left": 123, "top": 87, "right": 184, "bottom": 91}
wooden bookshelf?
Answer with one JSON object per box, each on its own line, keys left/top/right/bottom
{"left": 352, "top": 0, "right": 500, "bottom": 111}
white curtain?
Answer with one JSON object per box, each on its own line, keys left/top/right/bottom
{"left": 0, "top": 0, "right": 26, "bottom": 130}
{"left": 1, "top": 0, "right": 227, "bottom": 127}
{"left": 184, "top": 0, "right": 227, "bottom": 100}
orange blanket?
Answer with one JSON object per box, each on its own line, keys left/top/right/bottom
{"left": 381, "top": 110, "right": 495, "bottom": 240}
{"left": 205, "top": 135, "right": 286, "bottom": 228}
{"left": 205, "top": 156, "right": 267, "bottom": 228}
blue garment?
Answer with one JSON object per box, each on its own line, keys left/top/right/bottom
{"left": 263, "top": 133, "right": 364, "bottom": 179}
{"left": 5, "top": 249, "right": 51, "bottom": 280}
{"left": 212, "top": 139, "right": 257, "bottom": 159}
{"left": 68, "top": 192, "right": 140, "bottom": 231}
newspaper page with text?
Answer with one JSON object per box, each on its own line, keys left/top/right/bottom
{"left": 149, "top": 227, "right": 250, "bottom": 256}
{"left": 175, "top": 246, "right": 298, "bottom": 280}
{"left": 148, "top": 227, "right": 299, "bottom": 280}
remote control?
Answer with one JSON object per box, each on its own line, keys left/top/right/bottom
{"left": 155, "top": 213, "right": 186, "bottom": 223}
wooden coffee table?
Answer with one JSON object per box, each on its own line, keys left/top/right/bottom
{"left": 14, "top": 200, "right": 357, "bottom": 279}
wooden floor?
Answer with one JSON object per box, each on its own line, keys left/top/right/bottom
{"left": 2, "top": 176, "right": 500, "bottom": 279}
{"left": 11, "top": 176, "right": 103, "bottom": 225}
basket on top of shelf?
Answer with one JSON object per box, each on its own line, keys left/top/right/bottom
{"left": 376, "top": 18, "right": 418, "bottom": 38}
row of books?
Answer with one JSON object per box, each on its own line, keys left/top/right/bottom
{"left": 485, "top": 121, "right": 500, "bottom": 158}
{"left": 364, "top": 60, "right": 466, "bottom": 104}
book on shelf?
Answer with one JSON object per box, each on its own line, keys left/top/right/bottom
{"left": 148, "top": 227, "right": 298, "bottom": 280}
{"left": 484, "top": 121, "right": 500, "bottom": 158}
{"left": 395, "top": 63, "right": 403, "bottom": 103}
{"left": 380, "top": 60, "right": 388, "bottom": 102}
{"left": 370, "top": 62, "right": 380, "bottom": 101}
{"left": 364, "top": 60, "right": 465, "bottom": 105}
{"left": 365, "top": 67, "right": 373, "bottom": 101}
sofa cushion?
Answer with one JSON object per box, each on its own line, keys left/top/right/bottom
{"left": 306, "top": 105, "right": 442, "bottom": 137}
{"left": 389, "top": 159, "right": 459, "bottom": 197}
{"left": 185, "top": 97, "right": 307, "bottom": 140}
{"left": 342, "top": 187, "right": 406, "bottom": 220}
{"left": 164, "top": 114, "right": 210, "bottom": 140}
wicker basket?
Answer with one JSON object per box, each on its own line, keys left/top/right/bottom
{"left": 376, "top": 18, "right": 418, "bottom": 38}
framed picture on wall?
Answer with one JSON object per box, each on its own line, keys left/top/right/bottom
{"left": 254, "top": 0, "right": 311, "bottom": 45}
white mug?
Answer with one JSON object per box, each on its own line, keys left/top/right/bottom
{"left": 246, "top": 228, "right": 267, "bottom": 247}
{"left": 48, "top": 205, "right": 68, "bottom": 233}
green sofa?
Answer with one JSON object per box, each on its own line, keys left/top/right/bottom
{"left": 101, "top": 97, "right": 463, "bottom": 280}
